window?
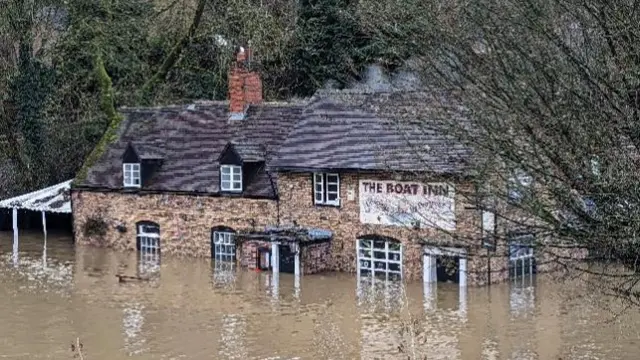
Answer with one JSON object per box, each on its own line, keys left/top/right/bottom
{"left": 220, "top": 165, "right": 242, "bottom": 192}
{"left": 136, "top": 222, "right": 160, "bottom": 274}
{"left": 212, "top": 230, "right": 236, "bottom": 285}
{"left": 507, "top": 169, "right": 532, "bottom": 202}
{"left": 213, "top": 231, "right": 236, "bottom": 262}
{"left": 508, "top": 233, "right": 536, "bottom": 279}
{"left": 313, "top": 173, "right": 340, "bottom": 206}
{"left": 123, "top": 163, "right": 141, "bottom": 188}
{"left": 357, "top": 236, "right": 403, "bottom": 281}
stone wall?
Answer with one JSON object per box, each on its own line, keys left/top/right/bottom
{"left": 71, "top": 191, "right": 276, "bottom": 258}
{"left": 277, "top": 172, "right": 484, "bottom": 282}
{"left": 301, "top": 241, "right": 332, "bottom": 275}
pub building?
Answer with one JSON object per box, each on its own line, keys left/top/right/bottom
{"left": 66, "top": 45, "right": 576, "bottom": 298}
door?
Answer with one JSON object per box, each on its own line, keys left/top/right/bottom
{"left": 278, "top": 244, "right": 295, "bottom": 274}
{"left": 257, "top": 247, "right": 271, "bottom": 270}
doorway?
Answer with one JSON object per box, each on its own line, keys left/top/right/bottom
{"left": 278, "top": 244, "right": 295, "bottom": 274}
{"left": 423, "top": 246, "right": 467, "bottom": 287}
{"left": 435, "top": 255, "right": 460, "bottom": 283}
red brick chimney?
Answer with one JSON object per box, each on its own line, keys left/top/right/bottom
{"left": 228, "top": 46, "right": 262, "bottom": 119}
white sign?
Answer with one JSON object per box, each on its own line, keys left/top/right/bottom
{"left": 359, "top": 180, "right": 456, "bottom": 230}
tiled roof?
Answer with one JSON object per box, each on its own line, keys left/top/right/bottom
{"left": 130, "top": 141, "right": 166, "bottom": 160}
{"left": 229, "top": 140, "right": 265, "bottom": 162}
{"left": 271, "top": 89, "right": 473, "bottom": 174}
{"left": 76, "top": 102, "right": 304, "bottom": 197}
{"left": 76, "top": 88, "right": 473, "bottom": 197}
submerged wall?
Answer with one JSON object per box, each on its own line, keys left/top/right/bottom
{"left": 71, "top": 191, "right": 276, "bottom": 258}
{"left": 277, "top": 172, "right": 486, "bottom": 282}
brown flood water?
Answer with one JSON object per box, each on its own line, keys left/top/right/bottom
{"left": 0, "top": 231, "right": 639, "bottom": 360}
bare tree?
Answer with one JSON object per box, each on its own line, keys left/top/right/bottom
{"left": 359, "top": 0, "right": 640, "bottom": 307}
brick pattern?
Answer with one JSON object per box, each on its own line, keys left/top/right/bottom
{"left": 241, "top": 240, "right": 271, "bottom": 269}
{"left": 277, "top": 172, "right": 484, "bottom": 282}
{"left": 73, "top": 171, "right": 585, "bottom": 286}
{"left": 302, "top": 242, "right": 332, "bottom": 275}
{"left": 72, "top": 191, "right": 276, "bottom": 257}
{"left": 228, "top": 47, "right": 262, "bottom": 114}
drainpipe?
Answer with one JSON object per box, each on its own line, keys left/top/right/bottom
{"left": 266, "top": 169, "right": 280, "bottom": 226}
{"left": 487, "top": 247, "right": 491, "bottom": 286}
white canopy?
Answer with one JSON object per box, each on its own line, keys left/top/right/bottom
{"left": 0, "top": 180, "right": 73, "bottom": 214}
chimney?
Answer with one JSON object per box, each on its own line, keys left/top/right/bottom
{"left": 228, "top": 45, "right": 263, "bottom": 120}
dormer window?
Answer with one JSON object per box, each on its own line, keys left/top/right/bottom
{"left": 122, "top": 142, "right": 164, "bottom": 189}
{"left": 221, "top": 165, "right": 242, "bottom": 192}
{"left": 123, "top": 163, "right": 141, "bottom": 188}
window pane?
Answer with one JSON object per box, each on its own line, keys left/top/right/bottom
{"left": 315, "top": 192, "right": 323, "bottom": 202}
{"left": 326, "top": 175, "right": 339, "bottom": 183}
{"left": 327, "top": 192, "right": 338, "bottom": 201}
{"left": 232, "top": 174, "right": 241, "bottom": 181}
{"left": 373, "top": 251, "right": 386, "bottom": 259}
{"left": 221, "top": 181, "right": 230, "bottom": 189}
{"left": 314, "top": 174, "right": 323, "bottom": 183}
{"left": 327, "top": 184, "right": 338, "bottom": 192}
{"left": 373, "top": 240, "right": 385, "bottom": 249}
{"left": 389, "top": 263, "right": 401, "bottom": 272}
{"left": 374, "top": 261, "right": 387, "bottom": 270}
{"left": 315, "top": 184, "right": 323, "bottom": 192}
{"left": 221, "top": 166, "right": 230, "bottom": 175}
{"left": 232, "top": 181, "right": 242, "bottom": 190}
{"left": 389, "top": 242, "right": 401, "bottom": 251}
{"left": 359, "top": 240, "right": 372, "bottom": 249}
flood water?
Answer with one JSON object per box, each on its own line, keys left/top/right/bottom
{"left": 0, "top": 231, "right": 639, "bottom": 360}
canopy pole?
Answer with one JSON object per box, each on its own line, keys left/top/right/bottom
{"left": 12, "top": 207, "right": 18, "bottom": 266}
{"left": 42, "top": 211, "right": 47, "bottom": 267}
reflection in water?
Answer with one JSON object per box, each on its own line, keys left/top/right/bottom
{"left": 0, "top": 249, "right": 73, "bottom": 296}
{"left": 122, "top": 302, "right": 148, "bottom": 356}
{"left": 356, "top": 274, "right": 405, "bottom": 313}
{"left": 481, "top": 337, "right": 500, "bottom": 360}
{"left": 0, "top": 231, "right": 639, "bottom": 360}
{"left": 213, "top": 260, "right": 237, "bottom": 288}
{"left": 422, "top": 283, "right": 466, "bottom": 360}
{"left": 138, "top": 250, "right": 160, "bottom": 278}
{"left": 218, "top": 314, "right": 247, "bottom": 359}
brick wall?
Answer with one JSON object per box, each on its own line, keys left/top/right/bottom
{"left": 302, "top": 242, "right": 332, "bottom": 275}
{"left": 71, "top": 191, "right": 276, "bottom": 258}
{"left": 241, "top": 240, "right": 271, "bottom": 269}
{"left": 277, "top": 172, "right": 491, "bottom": 281}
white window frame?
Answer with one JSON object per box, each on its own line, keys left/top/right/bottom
{"left": 356, "top": 238, "right": 403, "bottom": 281}
{"left": 136, "top": 223, "right": 160, "bottom": 273}
{"left": 123, "top": 163, "right": 141, "bottom": 188}
{"left": 220, "top": 165, "right": 242, "bottom": 192}
{"left": 213, "top": 231, "right": 236, "bottom": 262}
{"left": 508, "top": 234, "right": 535, "bottom": 280}
{"left": 313, "top": 173, "right": 340, "bottom": 206}
{"left": 137, "top": 223, "right": 160, "bottom": 253}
